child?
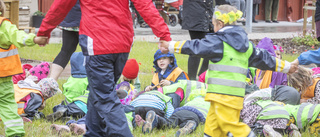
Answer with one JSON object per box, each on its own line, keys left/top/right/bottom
{"left": 0, "top": 0, "right": 47, "bottom": 136}
{"left": 130, "top": 90, "right": 174, "bottom": 121}
{"left": 116, "top": 81, "right": 138, "bottom": 105}
{"left": 46, "top": 52, "right": 89, "bottom": 121}
{"left": 254, "top": 37, "right": 288, "bottom": 89}
{"left": 142, "top": 95, "right": 210, "bottom": 136}
{"left": 288, "top": 66, "right": 320, "bottom": 104}
{"left": 117, "top": 58, "right": 141, "bottom": 92}
{"left": 12, "top": 64, "right": 33, "bottom": 84}
{"left": 159, "top": 5, "right": 297, "bottom": 137}
{"left": 14, "top": 77, "right": 60, "bottom": 120}
{"left": 145, "top": 49, "right": 189, "bottom": 108}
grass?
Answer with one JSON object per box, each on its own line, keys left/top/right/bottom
{"left": 1, "top": 41, "right": 310, "bottom": 136}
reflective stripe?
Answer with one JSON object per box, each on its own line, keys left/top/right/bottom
{"left": 297, "top": 103, "right": 309, "bottom": 129}
{"left": 5, "top": 123, "right": 24, "bottom": 130}
{"left": 196, "top": 81, "right": 202, "bottom": 89}
{"left": 307, "top": 105, "right": 317, "bottom": 122}
{"left": 175, "top": 41, "right": 184, "bottom": 53}
{"left": 276, "top": 58, "right": 281, "bottom": 72}
{"left": 0, "top": 48, "right": 18, "bottom": 58}
{"left": 4, "top": 119, "right": 23, "bottom": 125}
{"left": 260, "top": 110, "right": 289, "bottom": 117}
{"left": 87, "top": 36, "right": 94, "bottom": 55}
{"left": 207, "top": 78, "right": 245, "bottom": 88}
{"left": 23, "top": 35, "right": 28, "bottom": 46}
{"left": 185, "top": 80, "right": 192, "bottom": 104}
{"left": 78, "top": 95, "right": 88, "bottom": 98}
{"left": 208, "top": 64, "right": 247, "bottom": 75}
{"left": 280, "top": 60, "right": 285, "bottom": 72}
{"left": 260, "top": 103, "right": 279, "bottom": 111}
{"left": 17, "top": 103, "right": 24, "bottom": 108}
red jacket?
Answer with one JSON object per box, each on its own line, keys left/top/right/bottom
{"left": 37, "top": 0, "right": 171, "bottom": 56}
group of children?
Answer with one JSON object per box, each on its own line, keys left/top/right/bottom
{"left": 3, "top": 0, "right": 320, "bottom": 136}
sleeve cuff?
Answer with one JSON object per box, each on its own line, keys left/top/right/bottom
{"left": 169, "top": 41, "right": 176, "bottom": 53}
{"left": 25, "top": 34, "right": 36, "bottom": 46}
{"left": 281, "top": 60, "right": 291, "bottom": 73}
{"left": 160, "top": 36, "right": 172, "bottom": 41}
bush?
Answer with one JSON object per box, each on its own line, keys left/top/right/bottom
{"left": 33, "top": 10, "right": 45, "bottom": 17}
{"left": 291, "top": 30, "right": 320, "bottom": 47}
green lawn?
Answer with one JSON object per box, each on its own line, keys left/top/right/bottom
{"left": 0, "top": 41, "right": 308, "bottom": 136}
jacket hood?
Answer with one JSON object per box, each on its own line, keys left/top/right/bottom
{"left": 153, "top": 49, "right": 178, "bottom": 73}
{"left": 215, "top": 25, "right": 249, "bottom": 52}
{"left": 256, "top": 37, "right": 276, "bottom": 57}
{"left": 70, "top": 52, "right": 87, "bottom": 78}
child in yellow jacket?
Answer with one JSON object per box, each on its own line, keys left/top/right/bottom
{"left": 159, "top": 5, "right": 298, "bottom": 137}
{"left": 0, "top": 1, "right": 47, "bottom": 136}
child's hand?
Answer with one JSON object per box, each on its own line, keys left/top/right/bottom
{"left": 160, "top": 80, "right": 170, "bottom": 86}
{"left": 159, "top": 40, "right": 169, "bottom": 54}
{"left": 288, "top": 60, "right": 299, "bottom": 74}
{"left": 34, "top": 36, "right": 48, "bottom": 46}
{"left": 145, "top": 86, "right": 152, "bottom": 92}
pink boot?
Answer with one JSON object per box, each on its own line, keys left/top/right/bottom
{"left": 22, "top": 117, "right": 32, "bottom": 123}
{"left": 51, "top": 124, "right": 70, "bottom": 134}
{"left": 69, "top": 123, "right": 86, "bottom": 135}
{"left": 135, "top": 115, "right": 145, "bottom": 127}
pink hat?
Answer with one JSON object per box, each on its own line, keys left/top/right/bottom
{"left": 29, "top": 62, "right": 50, "bottom": 81}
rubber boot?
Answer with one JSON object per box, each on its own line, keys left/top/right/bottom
{"left": 49, "top": 63, "right": 64, "bottom": 81}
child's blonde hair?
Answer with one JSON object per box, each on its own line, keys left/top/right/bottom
{"left": 288, "top": 66, "right": 314, "bottom": 93}
{"left": 214, "top": 5, "right": 239, "bottom": 26}
{"left": 0, "top": 0, "right": 5, "bottom": 17}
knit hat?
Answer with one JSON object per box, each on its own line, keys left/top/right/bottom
{"left": 271, "top": 85, "right": 300, "bottom": 105}
{"left": 12, "top": 64, "right": 33, "bottom": 84}
{"left": 256, "top": 37, "right": 276, "bottom": 57}
{"left": 38, "top": 78, "right": 61, "bottom": 100}
{"left": 29, "top": 62, "right": 50, "bottom": 81}
{"left": 122, "top": 59, "right": 139, "bottom": 80}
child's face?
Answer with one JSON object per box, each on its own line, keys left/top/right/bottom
{"left": 157, "top": 57, "right": 171, "bottom": 71}
{"left": 212, "top": 18, "right": 224, "bottom": 33}
{"left": 123, "top": 76, "right": 133, "bottom": 82}
{"left": 275, "top": 50, "right": 281, "bottom": 59}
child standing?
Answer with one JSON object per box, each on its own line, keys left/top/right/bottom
{"left": 145, "top": 49, "right": 189, "bottom": 108}
{"left": 254, "top": 37, "right": 287, "bottom": 89}
{"left": 159, "top": 5, "right": 297, "bottom": 137}
{"left": 0, "top": 0, "right": 47, "bottom": 136}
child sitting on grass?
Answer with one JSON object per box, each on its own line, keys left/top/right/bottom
{"left": 0, "top": 0, "right": 48, "bottom": 136}
{"left": 159, "top": 4, "right": 298, "bottom": 137}
{"left": 254, "top": 37, "right": 288, "bottom": 89}
{"left": 117, "top": 58, "right": 141, "bottom": 92}
{"left": 145, "top": 49, "right": 189, "bottom": 108}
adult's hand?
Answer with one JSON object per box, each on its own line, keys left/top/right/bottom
{"left": 159, "top": 40, "right": 169, "bottom": 53}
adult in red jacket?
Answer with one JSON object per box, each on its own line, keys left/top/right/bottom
{"left": 37, "top": 0, "right": 171, "bottom": 136}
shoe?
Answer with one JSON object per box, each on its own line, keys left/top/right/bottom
{"left": 265, "top": 20, "right": 272, "bottom": 23}
{"left": 263, "top": 125, "right": 282, "bottom": 137}
{"left": 140, "top": 22, "right": 149, "bottom": 28}
{"left": 142, "top": 110, "right": 158, "bottom": 134}
{"left": 51, "top": 124, "right": 70, "bottom": 134}
{"left": 175, "top": 120, "right": 197, "bottom": 137}
{"left": 135, "top": 114, "right": 145, "bottom": 127}
{"left": 252, "top": 20, "right": 258, "bottom": 23}
{"left": 69, "top": 123, "right": 86, "bottom": 135}
{"left": 272, "top": 20, "right": 279, "bottom": 23}
{"left": 287, "top": 123, "right": 301, "bottom": 137}
{"left": 22, "top": 117, "right": 32, "bottom": 123}
{"left": 46, "top": 108, "right": 67, "bottom": 122}
{"left": 60, "top": 116, "right": 72, "bottom": 122}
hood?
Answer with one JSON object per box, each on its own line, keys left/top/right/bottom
{"left": 70, "top": 52, "right": 87, "bottom": 78}
{"left": 271, "top": 85, "right": 300, "bottom": 105}
{"left": 153, "top": 49, "right": 178, "bottom": 73}
{"left": 256, "top": 37, "right": 276, "bottom": 57}
{"left": 215, "top": 25, "right": 249, "bottom": 52}
{"left": 17, "top": 78, "right": 42, "bottom": 91}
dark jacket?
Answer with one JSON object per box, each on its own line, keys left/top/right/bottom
{"left": 181, "top": 0, "right": 214, "bottom": 32}
{"left": 59, "top": 0, "right": 81, "bottom": 27}
{"left": 316, "top": 0, "right": 320, "bottom": 21}
{"left": 253, "top": 0, "right": 262, "bottom": 4}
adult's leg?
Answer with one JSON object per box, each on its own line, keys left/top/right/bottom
{"left": 84, "top": 53, "right": 132, "bottom": 137}
{"left": 51, "top": 30, "right": 79, "bottom": 80}
{"left": 188, "top": 30, "right": 208, "bottom": 80}
{"left": 252, "top": 4, "right": 258, "bottom": 22}
{"left": 228, "top": 0, "right": 241, "bottom": 10}
{"left": 271, "top": 0, "right": 280, "bottom": 21}
{"left": 0, "top": 78, "right": 25, "bottom": 137}
{"left": 265, "top": 0, "right": 273, "bottom": 21}
{"left": 240, "top": 0, "right": 246, "bottom": 17}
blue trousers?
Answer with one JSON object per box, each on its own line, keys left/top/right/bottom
{"left": 84, "top": 53, "right": 132, "bottom": 137}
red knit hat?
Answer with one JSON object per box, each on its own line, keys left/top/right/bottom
{"left": 122, "top": 59, "right": 139, "bottom": 80}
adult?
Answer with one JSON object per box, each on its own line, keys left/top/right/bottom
{"left": 265, "top": 0, "right": 280, "bottom": 23}
{"left": 226, "top": 0, "right": 246, "bottom": 21}
{"left": 181, "top": 0, "right": 214, "bottom": 80}
{"left": 315, "top": 0, "right": 320, "bottom": 41}
{"left": 252, "top": 0, "right": 261, "bottom": 23}
{"left": 49, "top": 0, "right": 81, "bottom": 81}
{"left": 37, "top": 0, "right": 171, "bottom": 136}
